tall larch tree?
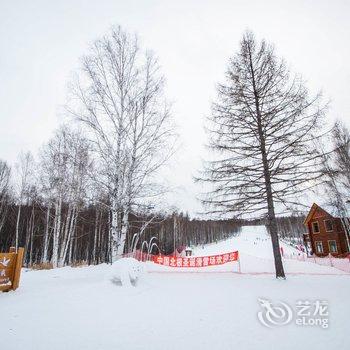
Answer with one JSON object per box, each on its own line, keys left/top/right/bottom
{"left": 198, "top": 31, "right": 327, "bottom": 278}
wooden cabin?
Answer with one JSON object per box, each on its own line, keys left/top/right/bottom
{"left": 303, "top": 203, "right": 350, "bottom": 257}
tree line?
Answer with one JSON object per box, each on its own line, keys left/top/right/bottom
{"left": 0, "top": 193, "right": 243, "bottom": 266}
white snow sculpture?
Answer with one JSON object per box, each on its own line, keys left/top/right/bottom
{"left": 109, "top": 258, "right": 144, "bottom": 287}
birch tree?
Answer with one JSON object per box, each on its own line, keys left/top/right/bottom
{"left": 331, "top": 122, "right": 350, "bottom": 194}
{"left": 198, "top": 31, "right": 327, "bottom": 278}
{"left": 14, "top": 152, "right": 35, "bottom": 251}
{"left": 68, "top": 26, "right": 175, "bottom": 261}
{"left": 321, "top": 121, "right": 350, "bottom": 249}
{"left": 58, "top": 129, "right": 90, "bottom": 266}
{"left": 40, "top": 130, "right": 67, "bottom": 267}
{"left": 40, "top": 126, "right": 90, "bottom": 267}
{"left": 0, "top": 160, "right": 11, "bottom": 236}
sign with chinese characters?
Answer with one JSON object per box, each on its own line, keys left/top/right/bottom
{"left": 152, "top": 251, "right": 239, "bottom": 267}
{"left": 0, "top": 247, "right": 24, "bottom": 292}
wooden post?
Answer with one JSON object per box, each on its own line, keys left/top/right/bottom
{"left": 328, "top": 253, "right": 333, "bottom": 267}
{"left": 237, "top": 252, "right": 242, "bottom": 273}
{"left": 12, "top": 247, "right": 24, "bottom": 290}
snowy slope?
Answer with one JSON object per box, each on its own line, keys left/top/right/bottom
{"left": 148, "top": 225, "right": 345, "bottom": 275}
{"left": 191, "top": 225, "right": 294, "bottom": 257}
{"left": 1, "top": 226, "right": 349, "bottom": 350}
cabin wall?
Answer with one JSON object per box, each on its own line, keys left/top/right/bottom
{"left": 306, "top": 207, "right": 349, "bottom": 257}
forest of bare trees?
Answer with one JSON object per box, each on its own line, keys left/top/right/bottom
{"left": 0, "top": 198, "right": 243, "bottom": 267}
{"left": 0, "top": 27, "right": 242, "bottom": 267}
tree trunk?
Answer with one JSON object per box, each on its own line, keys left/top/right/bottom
{"left": 15, "top": 204, "right": 22, "bottom": 251}
{"left": 43, "top": 204, "right": 51, "bottom": 263}
{"left": 58, "top": 205, "right": 71, "bottom": 267}
{"left": 110, "top": 198, "right": 120, "bottom": 262}
{"left": 52, "top": 197, "right": 62, "bottom": 268}
{"left": 249, "top": 47, "right": 285, "bottom": 279}
{"left": 60, "top": 206, "right": 77, "bottom": 266}
{"left": 29, "top": 204, "right": 35, "bottom": 266}
{"left": 117, "top": 208, "right": 129, "bottom": 257}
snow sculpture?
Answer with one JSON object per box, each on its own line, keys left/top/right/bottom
{"left": 109, "top": 258, "right": 144, "bottom": 287}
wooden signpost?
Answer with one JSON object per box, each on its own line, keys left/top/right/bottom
{"left": 0, "top": 247, "right": 24, "bottom": 292}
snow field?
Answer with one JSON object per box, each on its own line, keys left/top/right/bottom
{"left": 1, "top": 226, "right": 349, "bottom": 350}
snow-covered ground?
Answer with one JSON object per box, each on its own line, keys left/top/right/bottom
{"left": 1, "top": 226, "right": 349, "bottom": 350}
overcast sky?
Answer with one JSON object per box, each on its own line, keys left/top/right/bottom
{"left": 1, "top": 0, "right": 349, "bottom": 215}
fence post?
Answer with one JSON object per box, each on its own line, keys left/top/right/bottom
{"left": 328, "top": 253, "right": 333, "bottom": 267}
{"left": 237, "top": 252, "right": 241, "bottom": 274}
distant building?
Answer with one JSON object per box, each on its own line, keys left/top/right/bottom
{"left": 184, "top": 247, "right": 192, "bottom": 257}
{"left": 303, "top": 203, "right": 350, "bottom": 257}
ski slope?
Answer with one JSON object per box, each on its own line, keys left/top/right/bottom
{"left": 1, "top": 226, "right": 349, "bottom": 350}
{"left": 192, "top": 225, "right": 295, "bottom": 258}
{"left": 148, "top": 225, "right": 345, "bottom": 275}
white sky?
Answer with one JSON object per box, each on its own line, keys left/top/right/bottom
{"left": 1, "top": 0, "right": 349, "bottom": 216}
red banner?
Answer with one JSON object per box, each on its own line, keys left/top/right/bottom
{"left": 152, "top": 251, "right": 239, "bottom": 267}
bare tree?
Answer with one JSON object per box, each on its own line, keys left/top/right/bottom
{"left": 14, "top": 152, "right": 35, "bottom": 251}
{"left": 321, "top": 121, "right": 350, "bottom": 249}
{"left": 0, "top": 160, "right": 11, "bottom": 236}
{"left": 39, "top": 126, "right": 90, "bottom": 267}
{"left": 198, "top": 31, "right": 327, "bottom": 278}
{"left": 119, "top": 54, "right": 175, "bottom": 257}
{"left": 331, "top": 122, "right": 350, "bottom": 191}
{"left": 57, "top": 129, "right": 90, "bottom": 266}
{"left": 68, "top": 26, "right": 175, "bottom": 261}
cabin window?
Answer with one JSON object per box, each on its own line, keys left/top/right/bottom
{"left": 324, "top": 220, "right": 333, "bottom": 232}
{"left": 328, "top": 240, "right": 337, "bottom": 253}
{"left": 315, "top": 241, "right": 323, "bottom": 254}
{"left": 312, "top": 221, "right": 320, "bottom": 233}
